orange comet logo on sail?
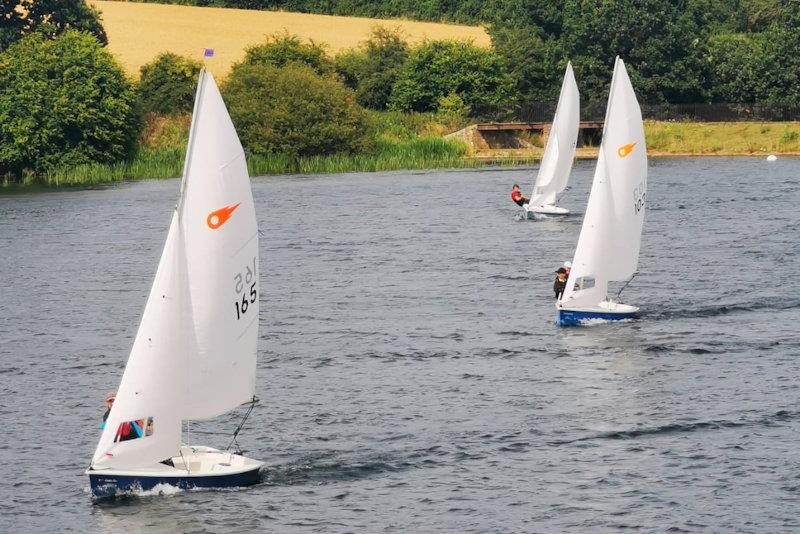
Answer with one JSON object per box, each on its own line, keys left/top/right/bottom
{"left": 617, "top": 142, "right": 636, "bottom": 158}
{"left": 207, "top": 203, "right": 240, "bottom": 229}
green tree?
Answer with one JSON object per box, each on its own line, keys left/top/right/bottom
{"left": 706, "top": 33, "right": 762, "bottom": 103}
{"left": 1, "top": 0, "right": 107, "bottom": 50}
{"left": 0, "top": 30, "right": 138, "bottom": 178}
{"left": 223, "top": 63, "right": 373, "bottom": 158}
{"left": 241, "top": 32, "right": 334, "bottom": 76}
{"left": 560, "top": 0, "right": 708, "bottom": 105}
{"left": 490, "top": 24, "right": 566, "bottom": 107}
{"left": 389, "top": 39, "right": 516, "bottom": 117}
{"left": 139, "top": 52, "right": 202, "bottom": 115}
{"left": 335, "top": 26, "right": 410, "bottom": 110}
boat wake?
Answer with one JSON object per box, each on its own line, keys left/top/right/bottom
{"left": 91, "top": 481, "right": 186, "bottom": 503}
{"left": 261, "top": 449, "right": 424, "bottom": 486}
{"left": 647, "top": 296, "right": 800, "bottom": 320}
{"left": 548, "top": 409, "right": 800, "bottom": 445}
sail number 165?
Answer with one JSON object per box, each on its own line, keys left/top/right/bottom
{"left": 234, "top": 256, "right": 257, "bottom": 320}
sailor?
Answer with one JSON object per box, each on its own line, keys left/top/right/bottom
{"left": 100, "top": 391, "right": 115, "bottom": 430}
{"left": 554, "top": 267, "right": 568, "bottom": 299}
{"left": 563, "top": 260, "right": 572, "bottom": 276}
{"left": 100, "top": 391, "right": 142, "bottom": 441}
{"left": 511, "top": 184, "right": 528, "bottom": 207}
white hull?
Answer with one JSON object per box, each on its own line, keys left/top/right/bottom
{"left": 558, "top": 300, "right": 639, "bottom": 314}
{"left": 524, "top": 203, "right": 570, "bottom": 215}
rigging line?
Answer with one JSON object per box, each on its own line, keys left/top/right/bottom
{"left": 226, "top": 396, "right": 259, "bottom": 453}
{"left": 556, "top": 186, "right": 571, "bottom": 204}
{"left": 616, "top": 272, "right": 638, "bottom": 300}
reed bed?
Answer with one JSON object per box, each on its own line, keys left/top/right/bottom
{"left": 19, "top": 137, "right": 472, "bottom": 188}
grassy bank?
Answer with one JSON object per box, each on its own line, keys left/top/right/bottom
{"left": 459, "top": 121, "right": 800, "bottom": 161}
{"left": 644, "top": 121, "right": 800, "bottom": 155}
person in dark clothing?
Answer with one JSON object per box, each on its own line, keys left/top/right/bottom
{"left": 511, "top": 184, "right": 528, "bottom": 207}
{"left": 554, "top": 267, "right": 568, "bottom": 299}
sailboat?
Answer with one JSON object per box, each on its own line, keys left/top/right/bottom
{"left": 86, "top": 71, "right": 264, "bottom": 497}
{"left": 556, "top": 57, "right": 647, "bottom": 326}
{"left": 523, "top": 62, "right": 580, "bottom": 217}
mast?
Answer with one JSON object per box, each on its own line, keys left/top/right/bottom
{"left": 177, "top": 70, "right": 207, "bottom": 216}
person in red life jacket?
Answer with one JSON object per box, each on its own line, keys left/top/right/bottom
{"left": 115, "top": 419, "right": 144, "bottom": 442}
{"left": 511, "top": 184, "right": 528, "bottom": 207}
{"left": 100, "top": 391, "right": 143, "bottom": 441}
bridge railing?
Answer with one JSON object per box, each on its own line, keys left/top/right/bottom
{"left": 508, "top": 102, "right": 800, "bottom": 122}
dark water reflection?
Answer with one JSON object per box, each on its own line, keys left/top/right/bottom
{"left": 1, "top": 157, "right": 799, "bottom": 532}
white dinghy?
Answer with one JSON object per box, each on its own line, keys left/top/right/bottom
{"left": 86, "top": 71, "right": 264, "bottom": 497}
{"left": 557, "top": 57, "right": 647, "bottom": 326}
{"left": 523, "top": 62, "right": 580, "bottom": 218}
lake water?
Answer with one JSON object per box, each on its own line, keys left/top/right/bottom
{"left": 2, "top": 158, "right": 799, "bottom": 533}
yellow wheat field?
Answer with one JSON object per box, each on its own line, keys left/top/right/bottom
{"left": 91, "top": 1, "right": 490, "bottom": 78}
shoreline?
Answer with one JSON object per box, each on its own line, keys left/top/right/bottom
{"left": 468, "top": 149, "right": 799, "bottom": 164}
{"left": 3, "top": 151, "right": 796, "bottom": 190}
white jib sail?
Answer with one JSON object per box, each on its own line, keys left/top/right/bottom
{"left": 561, "top": 57, "right": 647, "bottom": 307}
{"left": 528, "top": 62, "right": 580, "bottom": 207}
{"left": 179, "top": 71, "right": 259, "bottom": 420}
{"left": 91, "top": 217, "right": 193, "bottom": 469}
{"left": 91, "top": 71, "right": 259, "bottom": 467}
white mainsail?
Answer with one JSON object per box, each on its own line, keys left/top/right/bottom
{"left": 91, "top": 71, "right": 259, "bottom": 469}
{"left": 560, "top": 57, "right": 646, "bottom": 308}
{"left": 180, "top": 72, "right": 259, "bottom": 420}
{"left": 528, "top": 62, "right": 580, "bottom": 207}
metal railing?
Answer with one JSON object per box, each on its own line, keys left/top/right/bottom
{"left": 512, "top": 102, "right": 800, "bottom": 122}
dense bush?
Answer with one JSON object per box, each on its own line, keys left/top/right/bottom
{"left": 1, "top": 0, "right": 107, "bottom": 51}
{"left": 223, "top": 63, "right": 374, "bottom": 158}
{"left": 334, "top": 48, "right": 369, "bottom": 90}
{"left": 138, "top": 52, "right": 202, "bottom": 115}
{"left": 389, "top": 40, "right": 515, "bottom": 117}
{"left": 241, "top": 33, "right": 334, "bottom": 76}
{"left": 0, "top": 30, "right": 139, "bottom": 178}
{"left": 334, "top": 27, "right": 409, "bottom": 110}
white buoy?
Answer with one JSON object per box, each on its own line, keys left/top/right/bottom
{"left": 767, "top": 154, "right": 778, "bottom": 162}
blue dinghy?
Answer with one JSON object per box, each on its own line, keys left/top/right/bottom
{"left": 555, "top": 57, "right": 647, "bottom": 328}
{"left": 86, "top": 71, "right": 265, "bottom": 498}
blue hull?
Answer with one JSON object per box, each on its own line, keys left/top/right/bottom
{"left": 89, "top": 466, "right": 262, "bottom": 498}
{"left": 558, "top": 308, "right": 638, "bottom": 327}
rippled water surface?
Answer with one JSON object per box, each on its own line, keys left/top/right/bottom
{"left": 2, "top": 158, "right": 800, "bottom": 533}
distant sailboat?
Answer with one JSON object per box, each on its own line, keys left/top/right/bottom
{"left": 557, "top": 57, "right": 647, "bottom": 326}
{"left": 86, "top": 71, "right": 264, "bottom": 496}
{"left": 524, "top": 62, "right": 580, "bottom": 217}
